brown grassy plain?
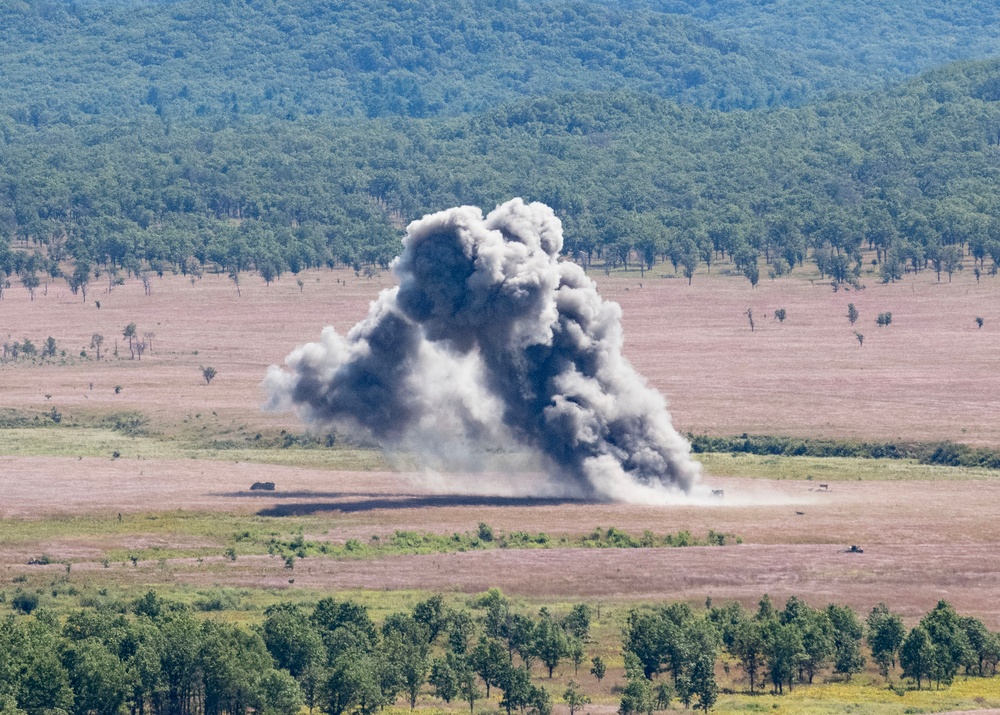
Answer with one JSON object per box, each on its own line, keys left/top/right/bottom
{"left": 1, "top": 262, "right": 999, "bottom": 626}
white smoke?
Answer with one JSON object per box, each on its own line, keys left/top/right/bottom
{"left": 264, "top": 199, "right": 702, "bottom": 503}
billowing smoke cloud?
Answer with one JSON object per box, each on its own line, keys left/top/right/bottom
{"left": 264, "top": 199, "right": 702, "bottom": 502}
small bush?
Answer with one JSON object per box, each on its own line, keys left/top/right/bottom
{"left": 12, "top": 592, "right": 39, "bottom": 614}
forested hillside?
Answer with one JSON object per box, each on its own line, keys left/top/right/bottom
{"left": 5, "top": 0, "right": 1000, "bottom": 127}
{"left": 618, "top": 0, "right": 1000, "bottom": 87}
{"left": 2, "top": 1, "right": 1000, "bottom": 287}
{"left": 3, "top": 59, "right": 1000, "bottom": 286}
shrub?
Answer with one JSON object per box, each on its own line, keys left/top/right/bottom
{"left": 12, "top": 592, "right": 39, "bottom": 614}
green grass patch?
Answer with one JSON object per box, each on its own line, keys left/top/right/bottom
{"left": 696, "top": 452, "right": 1000, "bottom": 481}
{"left": 691, "top": 433, "right": 1000, "bottom": 470}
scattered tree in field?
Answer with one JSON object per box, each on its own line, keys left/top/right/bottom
{"left": 854, "top": 331, "right": 864, "bottom": 347}
{"left": 876, "top": 311, "right": 892, "bottom": 326}
{"left": 455, "top": 656, "right": 482, "bottom": 715}
{"left": 940, "top": 245, "right": 964, "bottom": 282}
{"left": 768, "top": 257, "right": 790, "bottom": 280}
{"left": 774, "top": 308, "right": 786, "bottom": 322}
{"left": 229, "top": 269, "right": 242, "bottom": 296}
{"left": 123, "top": 323, "right": 137, "bottom": 358}
{"left": 143, "top": 332, "right": 155, "bottom": 352}
{"left": 563, "top": 681, "right": 590, "bottom": 715}
{"left": 69, "top": 261, "right": 90, "bottom": 302}
{"left": 590, "top": 656, "right": 606, "bottom": 683}
{"left": 470, "top": 637, "right": 507, "bottom": 698}
{"left": 297, "top": 279, "right": 305, "bottom": 292}
{"left": 141, "top": 273, "right": 152, "bottom": 296}
{"left": 429, "top": 654, "right": 459, "bottom": 703}
{"left": 563, "top": 604, "right": 592, "bottom": 641}
{"left": 731, "top": 617, "right": 766, "bottom": 694}
{"left": 42, "top": 337, "right": 57, "bottom": 358}
{"left": 202, "top": 366, "right": 217, "bottom": 385}
{"left": 90, "top": 334, "right": 104, "bottom": 360}
{"left": 847, "top": 303, "right": 859, "bottom": 325}
{"left": 745, "top": 308, "right": 754, "bottom": 332}
{"left": 22, "top": 272, "right": 39, "bottom": 301}
{"left": 617, "top": 673, "right": 652, "bottom": 715}
{"left": 975, "top": 317, "right": 984, "bottom": 329}
{"left": 534, "top": 614, "right": 570, "bottom": 678}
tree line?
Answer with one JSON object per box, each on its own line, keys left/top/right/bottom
{"left": 2, "top": 589, "right": 999, "bottom": 715}
{"left": 4, "top": 58, "right": 1000, "bottom": 287}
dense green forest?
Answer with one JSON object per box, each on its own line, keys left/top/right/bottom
{"left": 616, "top": 0, "right": 1000, "bottom": 86}
{"left": 3, "top": 59, "right": 1000, "bottom": 285}
{"left": 7, "top": 0, "right": 1000, "bottom": 126}
{"left": 2, "top": 0, "right": 1000, "bottom": 287}
{"left": 1, "top": 589, "right": 997, "bottom": 715}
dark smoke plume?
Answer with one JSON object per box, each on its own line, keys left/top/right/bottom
{"left": 264, "top": 199, "right": 702, "bottom": 502}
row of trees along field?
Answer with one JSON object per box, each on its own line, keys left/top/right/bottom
{"left": 3, "top": 58, "right": 1000, "bottom": 286}
{"left": 1, "top": 589, "right": 998, "bottom": 715}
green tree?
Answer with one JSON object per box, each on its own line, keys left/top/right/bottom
{"left": 590, "top": 656, "right": 606, "bottom": 683}
{"left": 563, "top": 681, "right": 590, "bottom": 715}
{"left": 497, "top": 665, "right": 533, "bottom": 715}
{"left": 867, "top": 604, "right": 905, "bottom": 680}
{"left": 826, "top": 604, "right": 865, "bottom": 681}
{"left": 68, "top": 261, "right": 91, "bottom": 302}
{"left": 63, "top": 638, "right": 128, "bottom": 715}
{"left": 413, "top": 595, "right": 448, "bottom": 644}
{"left": 764, "top": 621, "right": 804, "bottom": 694}
{"left": 562, "top": 604, "right": 591, "bottom": 641}
{"left": 730, "top": 618, "right": 766, "bottom": 694}
{"left": 847, "top": 303, "right": 858, "bottom": 325}
{"left": 534, "top": 615, "right": 569, "bottom": 678}
{"left": 470, "top": 637, "right": 507, "bottom": 698}
{"left": 262, "top": 604, "right": 326, "bottom": 678}
{"left": 920, "top": 601, "right": 972, "bottom": 687}
{"left": 900, "top": 626, "right": 935, "bottom": 690}
{"left": 382, "top": 614, "right": 430, "bottom": 709}
{"left": 618, "top": 676, "right": 652, "bottom": 715}
{"left": 455, "top": 655, "right": 481, "bottom": 715}
{"left": 258, "top": 670, "right": 302, "bottom": 715}
{"left": 123, "top": 323, "right": 137, "bottom": 359}
{"left": 960, "top": 616, "right": 996, "bottom": 677}
{"left": 429, "top": 653, "right": 459, "bottom": 703}
{"left": 21, "top": 272, "right": 39, "bottom": 301}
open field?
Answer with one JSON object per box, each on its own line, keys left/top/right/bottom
{"left": 0, "top": 261, "right": 998, "bottom": 444}
{"left": 2, "top": 265, "right": 999, "bottom": 713}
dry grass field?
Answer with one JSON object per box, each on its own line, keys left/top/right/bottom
{"left": 1, "top": 262, "right": 998, "bottom": 445}
{"left": 0, "top": 263, "right": 997, "bottom": 623}
{"left": 2, "top": 262, "right": 1000, "bottom": 713}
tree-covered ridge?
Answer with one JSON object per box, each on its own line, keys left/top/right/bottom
{"left": 3, "top": 59, "right": 1000, "bottom": 284}
{"left": 0, "top": 0, "right": 805, "bottom": 125}
{"left": 617, "top": 0, "right": 1000, "bottom": 87}
{"left": 5, "top": 0, "right": 1000, "bottom": 129}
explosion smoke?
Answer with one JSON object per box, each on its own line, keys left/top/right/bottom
{"left": 264, "top": 199, "right": 701, "bottom": 502}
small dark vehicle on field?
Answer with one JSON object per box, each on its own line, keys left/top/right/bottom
{"left": 250, "top": 481, "right": 275, "bottom": 491}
